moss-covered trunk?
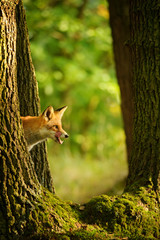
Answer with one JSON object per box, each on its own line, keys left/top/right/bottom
{"left": 0, "top": 1, "right": 54, "bottom": 239}
{"left": 108, "top": 0, "right": 134, "bottom": 161}
{"left": 109, "top": 0, "right": 160, "bottom": 195}
{"left": 0, "top": 2, "right": 40, "bottom": 238}
{"left": 126, "top": 1, "right": 160, "bottom": 195}
{"left": 16, "top": 0, "right": 54, "bottom": 192}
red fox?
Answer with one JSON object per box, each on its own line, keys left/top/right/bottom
{"left": 21, "top": 106, "right": 69, "bottom": 151}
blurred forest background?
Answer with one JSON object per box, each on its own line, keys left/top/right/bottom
{"left": 23, "top": 0, "right": 128, "bottom": 203}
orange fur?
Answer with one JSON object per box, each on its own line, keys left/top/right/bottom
{"left": 21, "top": 106, "right": 68, "bottom": 151}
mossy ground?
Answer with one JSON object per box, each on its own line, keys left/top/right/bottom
{"left": 21, "top": 186, "right": 160, "bottom": 240}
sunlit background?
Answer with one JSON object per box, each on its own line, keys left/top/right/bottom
{"left": 24, "top": 0, "right": 128, "bottom": 203}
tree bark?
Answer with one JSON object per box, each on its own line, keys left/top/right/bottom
{"left": 108, "top": 0, "right": 134, "bottom": 160}
{"left": 126, "top": 0, "right": 160, "bottom": 194}
{"left": 0, "top": 1, "right": 41, "bottom": 237}
{"left": 16, "top": 0, "right": 54, "bottom": 192}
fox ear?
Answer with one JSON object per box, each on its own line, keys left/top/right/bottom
{"left": 56, "top": 106, "right": 68, "bottom": 119}
{"left": 42, "top": 106, "right": 54, "bottom": 121}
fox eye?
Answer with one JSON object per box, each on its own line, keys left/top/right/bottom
{"left": 53, "top": 125, "right": 58, "bottom": 129}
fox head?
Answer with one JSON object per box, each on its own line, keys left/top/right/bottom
{"left": 41, "top": 106, "right": 69, "bottom": 144}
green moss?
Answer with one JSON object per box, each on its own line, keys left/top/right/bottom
{"left": 22, "top": 189, "right": 81, "bottom": 239}
{"left": 82, "top": 191, "right": 160, "bottom": 239}
{"left": 49, "top": 226, "right": 118, "bottom": 240}
{"left": 16, "top": 187, "right": 159, "bottom": 240}
{"left": 63, "top": 228, "right": 110, "bottom": 240}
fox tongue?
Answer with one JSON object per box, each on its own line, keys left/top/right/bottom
{"left": 55, "top": 132, "right": 63, "bottom": 144}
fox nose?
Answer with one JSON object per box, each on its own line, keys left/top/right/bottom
{"left": 65, "top": 134, "right": 69, "bottom": 138}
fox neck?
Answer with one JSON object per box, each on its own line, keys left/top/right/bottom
{"left": 21, "top": 116, "right": 48, "bottom": 151}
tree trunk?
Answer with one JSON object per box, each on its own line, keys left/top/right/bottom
{"left": 108, "top": 0, "right": 134, "bottom": 160}
{"left": 0, "top": 2, "right": 77, "bottom": 239}
{"left": 16, "top": 0, "right": 54, "bottom": 192}
{"left": 126, "top": 0, "right": 160, "bottom": 194}
{"left": 0, "top": 1, "right": 40, "bottom": 237}
{"left": 81, "top": 1, "right": 160, "bottom": 239}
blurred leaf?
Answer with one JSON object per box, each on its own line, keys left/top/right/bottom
{"left": 23, "top": 0, "right": 127, "bottom": 202}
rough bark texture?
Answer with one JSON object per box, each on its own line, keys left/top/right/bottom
{"left": 126, "top": 1, "right": 160, "bottom": 195}
{"left": 0, "top": 1, "right": 40, "bottom": 237}
{"left": 16, "top": 0, "right": 54, "bottom": 193}
{"left": 108, "top": 0, "right": 134, "bottom": 160}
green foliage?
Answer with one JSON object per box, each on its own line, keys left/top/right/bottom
{"left": 23, "top": 0, "right": 127, "bottom": 201}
